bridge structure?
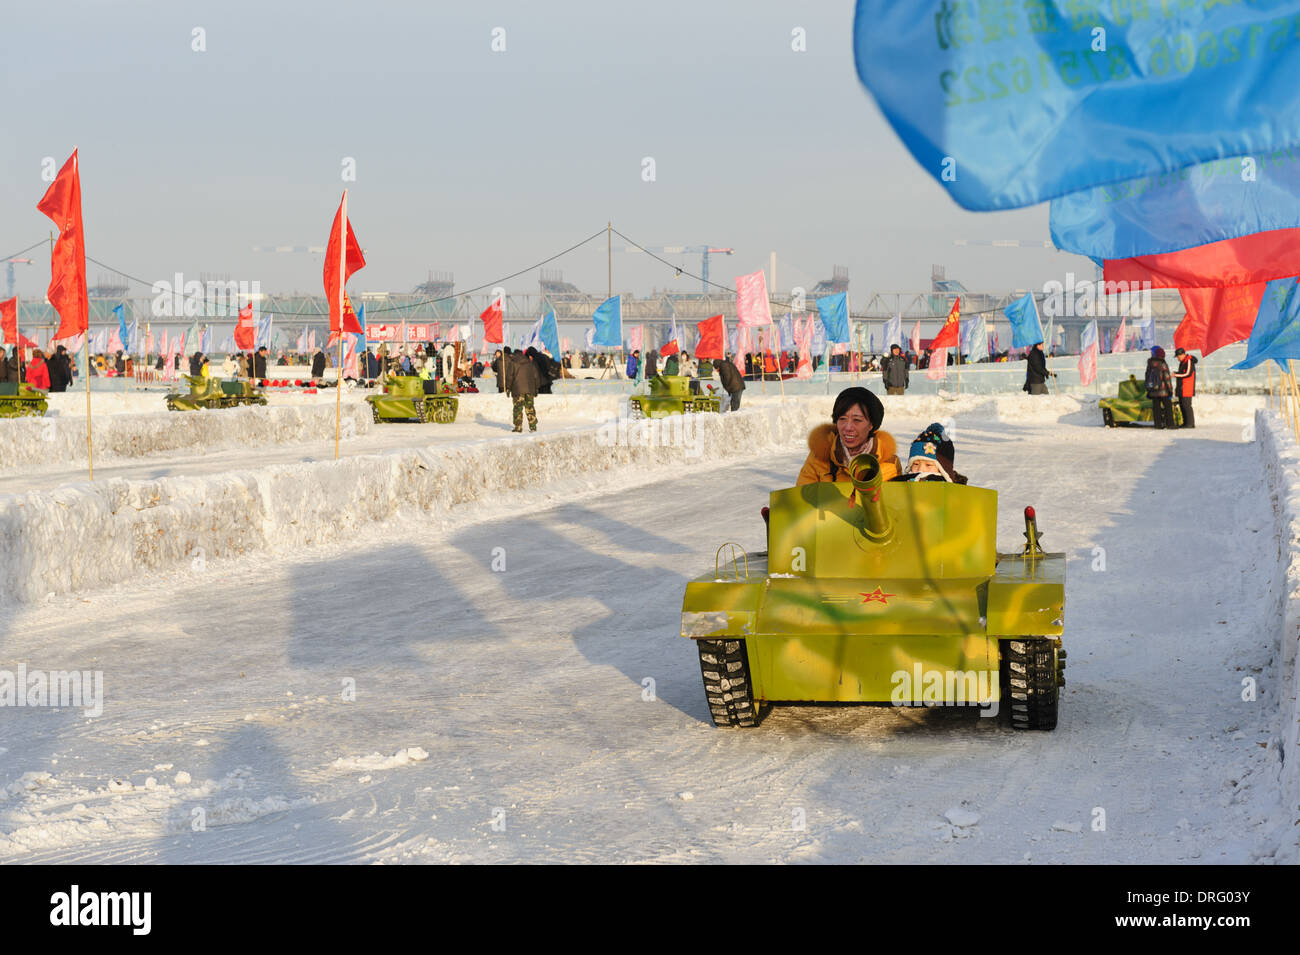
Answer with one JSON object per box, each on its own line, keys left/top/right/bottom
{"left": 8, "top": 264, "right": 1189, "bottom": 357}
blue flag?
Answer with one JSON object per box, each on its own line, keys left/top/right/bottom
{"left": 1004, "top": 293, "right": 1042, "bottom": 348}
{"left": 961, "top": 315, "right": 988, "bottom": 359}
{"left": 1135, "top": 316, "right": 1156, "bottom": 351}
{"left": 356, "top": 303, "right": 366, "bottom": 334}
{"left": 882, "top": 315, "right": 901, "bottom": 350}
{"left": 810, "top": 312, "right": 827, "bottom": 356}
{"left": 114, "top": 304, "right": 128, "bottom": 349}
{"left": 816, "top": 293, "right": 850, "bottom": 344}
{"left": 540, "top": 310, "right": 560, "bottom": 358}
{"left": 1233, "top": 278, "right": 1300, "bottom": 369}
{"left": 1051, "top": 151, "right": 1300, "bottom": 261}
{"left": 591, "top": 295, "right": 622, "bottom": 348}
{"left": 778, "top": 312, "right": 794, "bottom": 351}
{"left": 853, "top": 0, "right": 1300, "bottom": 211}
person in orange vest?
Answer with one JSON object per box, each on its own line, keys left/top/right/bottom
{"left": 1173, "top": 347, "right": 1197, "bottom": 429}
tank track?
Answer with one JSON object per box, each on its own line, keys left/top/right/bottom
{"left": 370, "top": 402, "right": 382, "bottom": 423}
{"left": 413, "top": 398, "right": 427, "bottom": 423}
{"left": 1101, "top": 407, "right": 1115, "bottom": 427}
{"left": 697, "top": 638, "right": 764, "bottom": 728}
{"left": 1000, "top": 638, "right": 1064, "bottom": 730}
{"left": 628, "top": 400, "right": 645, "bottom": 420}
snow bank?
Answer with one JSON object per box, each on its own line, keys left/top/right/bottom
{"left": 1256, "top": 408, "right": 1300, "bottom": 864}
{"left": 0, "top": 393, "right": 631, "bottom": 472}
{"left": 0, "top": 402, "right": 823, "bottom": 605}
{"left": 0, "top": 402, "right": 376, "bottom": 471}
{"left": 10, "top": 392, "right": 1265, "bottom": 473}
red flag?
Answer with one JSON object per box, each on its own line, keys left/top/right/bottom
{"left": 1176, "top": 281, "right": 1269, "bottom": 355}
{"left": 323, "top": 192, "right": 366, "bottom": 333}
{"left": 480, "top": 298, "right": 503, "bottom": 344}
{"left": 36, "top": 150, "right": 89, "bottom": 340}
{"left": 1105, "top": 228, "right": 1300, "bottom": 289}
{"left": 233, "top": 303, "right": 256, "bottom": 350}
{"left": 930, "top": 298, "right": 960, "bottom": 350}
{"left": 695, "top": 315, "right": 725, "bottom": 360}
{"left": 0, "top": 298, "right": 16, "bottom": 344}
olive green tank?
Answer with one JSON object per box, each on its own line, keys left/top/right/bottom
{"left": 1098, "top": 375, "right": 1183, "bottom": 427}
{"left": 682, "top": 453, "right": 1066, "bottom": 730}
{"left": 629, "top": 374, "right": 721, "bottom": 418}
{"left": 366, "top": 375, "right": 459, "bottom": 423}
{"left": 0, "top": 381, "right": 49, "bottom": 417}
{"left": 165, "top": 376, "right": 267, "bottom": 411}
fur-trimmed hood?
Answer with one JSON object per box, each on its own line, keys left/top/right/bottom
{"left": 805, "top": 423, "right": 897, "bottom": 476}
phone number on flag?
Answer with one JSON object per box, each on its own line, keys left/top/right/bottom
{"left": 940, "top": 15, "right": 1300, "bottom": 108}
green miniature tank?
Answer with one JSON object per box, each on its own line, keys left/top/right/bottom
{"left": 682, "top": 454, "right": 1066, "bottom": 730}
{"left": 366, "top": 375, "right": 459, "bottom": 424}
{"left": 629, "top": 374, "right": 722, "bottom": 419}
{"left": 165, "top": 376, "right": 268, "bottom": 411}
{"left": 0, "top": 381, "right": 48, "bottom": 417}
{"left": 1098, "top": 375, "right": 1183, "bottom": 427}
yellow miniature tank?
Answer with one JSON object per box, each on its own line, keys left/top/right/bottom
{"left": 682, "top": 454, "right": 1066, "bottom": 729}
{"left": 629, "top": 374, "right": 721, "bottom": 418}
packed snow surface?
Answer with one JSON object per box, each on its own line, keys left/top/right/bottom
{"left": 0, "top": 392, "right": 1294, "bottom": 863}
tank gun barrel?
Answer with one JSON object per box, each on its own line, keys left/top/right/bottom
{"left": 846, "top": 453, "right": 893, "bottom": 543}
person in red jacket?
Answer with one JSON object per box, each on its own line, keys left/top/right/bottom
{"left": 1173, "top": 347, "right": 1197, "bottom": 429}
{"left": 27, "top": 349, "right": 51, "bottom": 390}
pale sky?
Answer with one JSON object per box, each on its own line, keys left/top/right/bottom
{"left": 0, "top": 0, "right": 1090, "bottom": 304}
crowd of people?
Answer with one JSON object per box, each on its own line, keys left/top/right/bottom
{"left": 0, "top": 344, "right": 75, "bottom": 391}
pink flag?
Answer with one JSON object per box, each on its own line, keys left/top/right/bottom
{"left": 628, "top": 326, "right": 643, "bottom": 353}
{"left": 1078, "top": 321, "right": 1099, "bottom": 386}
{"left": 146, "top": 329, "right": 155, "bottom": 355}
{"left": 736, "top": 325, "right": 754, "bottom": 362}
{"left": 159, "top": 329, "right": 169, "bottom": 358}
{"left": 309, "top": 329, "right": 317, "bottom": 351}
{"left": 926, "top": 347, "right": 948, "bottom": 380}
{"left": 1111, "top": 316, "right": 1128, "bottom": 353}
{"left": 735, "top": 269, "right": 773, "bottom": 327}
{"left": 106, "top": 328, "right": 123, "bottom": 354}
{"left": 343, "top": 334, "right": 360, "bottom": 379}
{"left": 909, "top": 321, "right": 921, "bottom": 356}
{"left": 796, "top": 315, "right": 813, "bottom": 379}
{"left": 446, "top": 323, "right": 460, "bottom": 343}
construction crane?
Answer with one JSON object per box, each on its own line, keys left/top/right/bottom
{"left": 952, "top": 239, "right": 1056, "bottom": 249}
{"left": 5, "top": 258, "right": 33, "bottom": 299}
{"left": 620, "top": 245, "right": 734, "bottom": 293}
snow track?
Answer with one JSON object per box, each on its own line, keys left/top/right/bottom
{"left": 0, "top": 398, "right": 1293, "bottom": 863}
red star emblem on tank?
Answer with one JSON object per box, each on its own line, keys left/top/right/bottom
{"left": 859, "top": 587, "right": 895, "bottom": 604}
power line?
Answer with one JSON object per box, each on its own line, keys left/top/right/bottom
{"left": 367, "top": 227, "right": 608, "bottom": 313}
{"left": 2, "top": 239, "right": 48, "bottom": 262}
{"left": 79, "top": 227, "right": 611, "bottom": 316}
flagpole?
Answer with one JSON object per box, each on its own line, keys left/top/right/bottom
{"left": 335, "top": 190, "right": 347, "bottom": 461}
{"left": 83, "top": 325, "right": 93, "bottom": 480}
{"left": 1290, "top": 361, "right": 1300, "bottom": 444}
